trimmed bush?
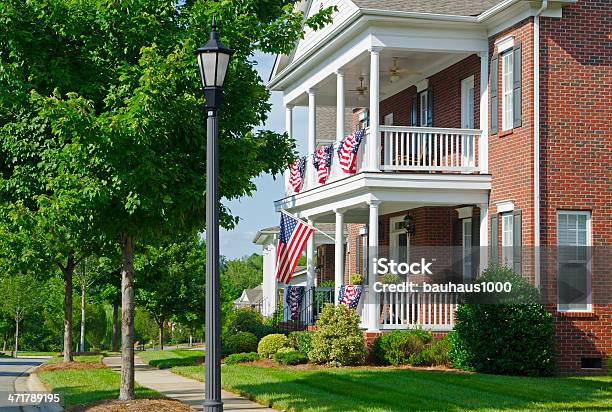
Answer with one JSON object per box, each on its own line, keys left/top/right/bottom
{"left": 288, "top": 331, "right": 313, "bottom": 356}
{"left": 409, "top": 336, "right": 451, "bottom": 366}
{"left": 224, "top": 331, "right": 258, "bottom": 355}
{"left": 227, "top": 308, "right": 273, "bottom": 339}
{"left": 373, "top": 330, "right": 432, "bottom": 366}
{"left": 274, "top": 349, "right": 308, "bottom": 365}
{"left": 257, "top": 334, "right": 289, "bottom": 358}
{"left": 349, "top": 274, "right": 364, "bottom": 285}
{"left": 224, "top": 352, "right": 259, "bottom": 365}
{"left": 451, "top": 265, "right": 555, "bottom": 376}
{"left": 309, "top": 304, "right": 367, "bottom": 366}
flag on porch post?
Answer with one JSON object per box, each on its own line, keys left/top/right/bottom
{"left": 313, "top": 144, "right": 334, "bottom": 183}
{"left": 275, "top": 213, "right": 314, "bottom": 284}
{"left": 289, "top": 156, "right": 306, "bottom": 193}
{"left": 338, "top": 284, "right": 363, "bottom": 309}
{"left": 337, "top": 128, "right": 365, "bottom": 174}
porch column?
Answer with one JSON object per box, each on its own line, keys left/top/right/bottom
{"left": 285, "top": 104, "right": 293, "bottom": 139}
{"left": 479, "top": 51, "right": 489, "bottom": 174}
{"left": 367, "top": 199, "right": 381, "bottom": 331}
{"left": 336, "top": 70, "right": 345, "bottom": 142}
{"left": 479, "top": 202, "right": 489, "bottom": 273}
{"left": 307, "top": 89, "right": 317, "bottom": 186}
{"left": 367, "top": 48, "right": 381, "bottom": 171}
{"left": 334, "top": 210, "right": 345, "bottom": 304}
{"left": 306, "top": 219, "right": 315, "bottom": 288}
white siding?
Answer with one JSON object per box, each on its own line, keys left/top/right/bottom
{"left": 293, "top": 0, "right": 359, "bottom": 62}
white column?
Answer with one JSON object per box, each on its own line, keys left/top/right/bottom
{"left": 479, "top": 202, "right": 489, "bottom": 273}
{"left": 285, "top": 105, "right": 293, "bottom": 139}
{"left": 336, "top": 70, "right": 345, "bottom": 142}
{"left": 307, "top": 89, "right": 317, "bottom": 187}
{"left": 368, "top": 48, "right": 381, "bottom": 171}
{"left": 334, "top": 210, "right": 345, "bottom": 305}
{"left": 367, "top": 200, "right": 381, "bottom": 331}
{"left": 306, "top": 219, "right": 315, "bottom": 288}
{"left": 479, "top": 51, "right": 489, "bottom": 174}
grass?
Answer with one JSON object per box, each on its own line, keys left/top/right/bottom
{"left": 172, "top": 364, "right": 612, "bottom": 411}
{"left": 2, "top": 351, "right": 59, "bottom": 356}
{"left": 46, "top": 354, "right": 104, "bottom": 363}
{"left": 138, "top": 348, "right": 204, "bottom": 369}
{"left": 36, "top": 353, "right": 160, "bottom": 407}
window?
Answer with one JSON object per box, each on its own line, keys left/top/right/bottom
{"left": 384, "top": 112, "right": 394, "bottom": 126}
{"left": 390, "top": 217, "right": 410, "bottom": 269}
{"left": 419, "top": 91, "right": 428, "bottom": 127}
{"left": 461, "top": 76, "right": 475, "bottom": 129}
{"left": 501, "top": 213, "right": 513, "bottom": 267}
{"left": 502, "top": 52, "right": 514, "bottom": 131}
{"left": 557, "top": 211, "right": 591, "bottom": 312}
{"left": 462, "top": 218, "right": 473, "bottom": 281}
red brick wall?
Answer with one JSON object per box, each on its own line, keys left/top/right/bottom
{"left": 380, "top": 86, "right": 417, "bottom": 126}
{"left": 539, "top": 0, "right": 612, "bottom": 375}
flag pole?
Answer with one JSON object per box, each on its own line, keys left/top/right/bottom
{"left": 280, "top": 209, "right": 336, "bottom": 242}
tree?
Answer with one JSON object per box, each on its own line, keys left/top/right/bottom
{"left": 222, "top": 253, "right": 264, "bottom": 300}
{"left": 1, "top": 273, "right": 40, "bottom": 357}
{"left": 1, "top": 0, "right": 333, "bottom": 399}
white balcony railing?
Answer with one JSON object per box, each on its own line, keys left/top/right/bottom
{"left": 285, "top": 126, "right": 482, "bottom": 196}
{"left": 380, "top": 289, "right": 458, "bottom": 331}
{"left": 381, "top": 126, "right": 480, "bottom": 173}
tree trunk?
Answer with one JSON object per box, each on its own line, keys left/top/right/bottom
{"left": 61, "top": 259, "right": 76, "bottom": 363}
{"left": 158, "top": 319, "right": 164, "bottom": 351}
{"left": 14, "top": 320, "right": 18, "bottom": 358}
{"left": 80, "top": 286, "right": 86, "bottom": 353}
{"left": 119, "top": 233, "right": 136, "bottom": 401}
{"left": 189, "top": 334, "right": 193, "bottom": 348}
{"left": 112, "top": 301, "right": 119, "bottom": 352}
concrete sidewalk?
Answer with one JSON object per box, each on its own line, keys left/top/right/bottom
{"left": 103, "top": 356, "right": 277, "bottom": 411}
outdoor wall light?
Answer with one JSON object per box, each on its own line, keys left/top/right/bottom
{"left": 404, "top": 214, "right": 416, "bottom": 236}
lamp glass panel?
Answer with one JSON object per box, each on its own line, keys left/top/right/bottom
{"left": 215, "top": 53, "right": 230, "bottom": 86}
{"left": 201, "top": 53, "right": 217, "bottom": 87}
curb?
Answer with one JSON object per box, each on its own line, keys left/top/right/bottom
{"left": 14, "top": 367, "right": 64, "bottom": 412}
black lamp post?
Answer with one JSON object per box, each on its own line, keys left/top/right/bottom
{"left": 196, "top": 16, "right": 233, "bottom": 412}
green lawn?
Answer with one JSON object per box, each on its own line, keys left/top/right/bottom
{"left": 172, "top": 364, "right": 612, "bottom": 411}
{"left": 46, "top": 354, "right": 104, "bottom": 363}
{"left": 37, "top": 367, "right": 160, "bottom": 407}
{"left": 138, "top": 348, "right": 204, "bottom": 369}
{"left": 1, "top": 351, "right": 59, "bottom": 356}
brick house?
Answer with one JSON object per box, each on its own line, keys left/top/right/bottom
{"left": 254, "top": 0, "right": 611, "bottom": 374}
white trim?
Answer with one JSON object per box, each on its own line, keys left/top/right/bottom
{"left": 416, "top": 79, "right": 429, "bottom": 93}
{"left": 456, "top": 206, "right": 474, "bottom": 219}
{"left": 556, "top": 210, "right": 592, "bottom": 313}
{"left": 495, "top": 200, "right": 515, "bottom": 214}
{"left": 495, "top": 35, "right": 515, "bottom": 53}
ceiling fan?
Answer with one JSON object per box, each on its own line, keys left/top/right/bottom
{"left": 347, "top": 76, "right": 368, "bottom": 101}
{"left": 388, "top": 57, "right": 421, "bottom": 83}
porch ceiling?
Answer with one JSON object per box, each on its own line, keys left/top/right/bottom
{"left": 289, "top": 49, "right": 472, "bottom": 107}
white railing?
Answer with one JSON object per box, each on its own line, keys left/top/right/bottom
{"left": 284, "top": 126, "right": 482, "bottom": 196}
{"left": 381, "top": 126, "right": 481, "bottom": 173}
{"left": 379, "top": 289, "right": 459, "bottom": 331}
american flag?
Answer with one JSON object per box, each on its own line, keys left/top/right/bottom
{"left": 275, "top": 213, "right": 313, "bottom": 284}
{"left": 337, "top": 129, "right": 365, "bottom": 174}
{"left": 338, "top": 284, "right": 363, "bottom": 309}
{"left": 313, "top": 144, "right": 333, "bottom": 184}
{"left": 289, "top": 157, "right": 306, "bottom": 193}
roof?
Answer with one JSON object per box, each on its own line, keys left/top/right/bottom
{"left": 234, "top": 285, "right": 263, "bottom": 305}
{"left": 351, "top": 0, "right": 505, "bottom": 17}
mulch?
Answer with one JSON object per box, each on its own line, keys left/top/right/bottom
{"left": 35, "top": 361, "right": 107, "bottom": 373}
{"left": 66, "top": 399, "right": 193, "bottom": 412}
{"left": 245, "top": 358, "right": 461, "bottom": 372}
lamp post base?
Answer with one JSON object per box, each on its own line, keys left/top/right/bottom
{"left": 203, "top": 400, "right": 223, "bottom": 412}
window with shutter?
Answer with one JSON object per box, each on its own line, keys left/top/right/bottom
{"left": 557, "top": 211, "right": 591, "bottom": 312}
{"left": 512, "top": 44, "right": 522, "bottom": 128}
{"left": 501, "top": 52, "right": 514, "bottom": 131}
{"left": 490, "top": 215, "right": 499, "bottom": 263}
{"left": 512, "top": 209, "right": 522, "bottom": 275}
{"left": 501, "top": 213, "right": 513, "bottom": 268}
{"left": 490, "top": 55, "right": 499, "bottom": 134}
{"left": 411, "top": 94, "right": 418, "bottom": 126}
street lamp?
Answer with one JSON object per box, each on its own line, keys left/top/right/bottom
{"left": 196, "top": 16, "right": 233, "bottom": 412}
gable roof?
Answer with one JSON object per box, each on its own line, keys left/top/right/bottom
{"left": 351, "top": 0, "right": 505, "bottom": 17}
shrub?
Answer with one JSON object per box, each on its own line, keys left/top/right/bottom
{"left": 349, "top": 274, "right": 364, "bottom": 285}
{"left": 224, "top": 331, "right": 258, "bottom": 355}
{"left": 274, "top": 349, "right": 308, "bottom": 365}
{"left": 451, "top": 265, "right": 555, "bottom": 376}
{"left": 608, "top": 355, "right": 611, "bottom": 376}
{"left": 379, "top": 273, "right": 401, "bottom": 284}
{"left": 257, "top": 334, "right": 289, "bottom": 358}
{"left": 309, "top": 304, "right": 367, "bottom": 366}
{"left": 409, "top": 336, "right": 451, "bottom": 366}
{"left": 226, "top": 308, "right": 268, "bottom": 338}
{"left": 373, "top": 330, "right": 432, "bottom": 366}
{"left": 288, "top": 331, "right": 313, "bottom": 356}
{"left": 224, "top": 352, "right": 259, "bottom": 365}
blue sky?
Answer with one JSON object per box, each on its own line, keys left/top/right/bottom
{"left": 219, "top": 53, "right": 307, "bottom": 259}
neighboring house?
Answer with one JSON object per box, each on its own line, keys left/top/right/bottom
{"left": 260, "top": 0, "right": 610, "bottom": 374}
{"left": 234, "top": 285, "right": 264, "bottom": 310}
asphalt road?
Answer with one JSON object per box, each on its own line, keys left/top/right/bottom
{"left": 0, "top": 356, "right": 46, "bottom": 411}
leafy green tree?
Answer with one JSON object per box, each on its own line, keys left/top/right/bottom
{"left": 222, "top": 253, "right": 264, "bottom": 300}
{"left": 1, "top": 273, "right": 41, "bottom": 357}
{"left": 1, "top": 0, "right": 333, "bottom": 399}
